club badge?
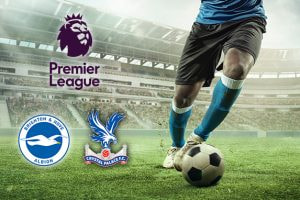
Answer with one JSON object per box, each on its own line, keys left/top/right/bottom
{"left": 84, "top": 110, "right": 128, "bottom": 167}
{"left": 18, "top": 114, "right": 70, "bottom": 166}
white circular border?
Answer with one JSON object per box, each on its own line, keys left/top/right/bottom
{"left": 18, "top": 114, "right": 70, "bottom": 166}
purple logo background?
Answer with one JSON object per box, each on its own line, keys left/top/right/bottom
{"left": 57, "top": 14, "right": 92, "bottom": 57}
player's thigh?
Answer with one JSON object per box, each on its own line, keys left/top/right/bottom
{"left": 176, "top": 22, "right": 223, "bottom": 87}
{"left": 174, "top": 81, "right": 204, "bottom": 108}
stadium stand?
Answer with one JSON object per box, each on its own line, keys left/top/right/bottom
{"left": 72, "top": 101, "right": 137, "bottom": 129}
{"left": 157, "top": 91, "right": 174, "bottom": 98}
{"left": 236, "top": 97, "right": 300, "bottom": 105}
{"left": 4, "top": 76, "right": 47, "bottom": 88}
{"left": 83, "top": 87, "right": 113, "bottom": 93}
{"left": 6, "top": 97, "right": 79, "bottom": 128}
{"left": 116, "top": 88, "right": 155, "bottom": 97}
{"left": 125, "top": 104, "right": 169, "bottom": 129}
{"left": 4, "top": 95, "right": 300, "bottom": 131}
{"left": 0, "top": 0, "right": 299, "bottom": 134}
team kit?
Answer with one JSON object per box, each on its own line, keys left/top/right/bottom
{"left": 18, "top": 0, "right": 267, "bottom": 187}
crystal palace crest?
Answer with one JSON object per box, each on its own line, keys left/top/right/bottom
{"left": 84, "top": 110, "right": 128, "bottom": 167}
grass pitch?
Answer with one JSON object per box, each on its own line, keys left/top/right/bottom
{"left": 0, "top": 131, "right": 300, "bottom": 200}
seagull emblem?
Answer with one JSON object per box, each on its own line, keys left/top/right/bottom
{"left": 21, "top": 135, "right": 66, "bottom": 146}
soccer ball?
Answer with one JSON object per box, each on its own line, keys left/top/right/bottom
{"left": 181, "top": 143, "right": 224, "bottom": 187}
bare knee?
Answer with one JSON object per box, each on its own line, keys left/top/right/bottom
{"left": 173, "top": 81, "right": 204, "bottom": 108}
{"left": 223, "top": 48, "right": 254, "bottom": 80}
{"left": 173, "top": 95, "right": 193, "bottom": 108}
{"left": 223, "top": 63, "right": 249, "bottom": 80}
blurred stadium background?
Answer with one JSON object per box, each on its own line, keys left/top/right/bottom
{"left": 0, "top": 0, "right": 299, "bottom": 137}
{"left": 1, "top": 1, "right": 300, "bottom": 199}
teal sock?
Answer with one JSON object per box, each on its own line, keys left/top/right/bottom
{"left": 169, "top": 101, "right": 192, "bottom": 147}
{"left": 194, "top": 75, "right": 244, "bottom": 140}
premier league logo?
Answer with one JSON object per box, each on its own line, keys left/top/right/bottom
{"left": 18, "top": 114, "right": 70, "bottom": 166}
{"left": 57, "top": 13, "right": 92, "bottom": 57}
{"left": 84, "top": 110, "right": 128, "bottom": 167}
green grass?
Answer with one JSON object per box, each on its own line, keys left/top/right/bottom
{"left": 0, "top": 132, "right": 300, "bottom": 200}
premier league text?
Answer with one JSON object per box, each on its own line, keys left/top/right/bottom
{"left": 49, "top": 62, "right": 100, "bottom": 90}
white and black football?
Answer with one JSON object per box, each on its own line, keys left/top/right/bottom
{"left": 182, "top": 143, "right": 225, "bottom": 187}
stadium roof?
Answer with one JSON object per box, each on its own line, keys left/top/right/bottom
{"left": 0, "top": 0, "right": 187, "bottom": 66}
{"left": 0, "top": 0, "right": 300, "bottom": 73}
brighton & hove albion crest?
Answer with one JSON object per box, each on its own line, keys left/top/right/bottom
{"left": 84, "top": 110, "right": 128, "bottom": 167}
{"left": 18, "top": 114, "right": 70, "bottom": 166}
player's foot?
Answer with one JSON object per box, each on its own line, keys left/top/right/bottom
{"left": 173, "top": 133, "right": 204, "bottom": 172}
{"left": 162, "top": 146, "right": 181, "bottom": 168}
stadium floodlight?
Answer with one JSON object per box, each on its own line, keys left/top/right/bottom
{"left": 103, "top": 54, "right": 115, "bottom": 60}
{"left": 0, "top": 38, "right": 16, "bottom": 45}
{"left": 166, "top": 65, "right": 175, "bottom": 70}
{"left": 38, "top": 44, "right": 47, "bottom": 50}
{"left": 19, "top": 41, "right": 36, "bottom": 48}
{"left": 19, "top": 41, "right": 35, "bottom": 48}
{"left": 118, "top": 57, "right": 128, "bottom": 63}
{"left": 279, "top": 72, "right": 296, "bottom": 78}
{"left": 130, "top": 59, "right": 141, "bottom": 65}
{"left": 47, "top": 45, "right": 54, "bottom": 51}
{"left": 277, "top": 95, "right": 288, "bottom": 98}
{"left": 142, "top": 61, "right": 152, "bottom": 67}
{"left": 154, "top": 63, "right": 164, "bottom": 69}
{"left": 39, "top": 44, "right": 54, "bottom": 51}
{"left": 261, "top": 72, "right": 277, "bottom": 79}
{"left": 254, "top": 95, "right": 265, "bottom": 98}
{"left": 247, "top": 73, "right": 260, "bottom": 78}
{"left": 28, "top": 43, "right": 35, "bottom": 48}
{"left": 89, "top": 52, "right": 100, "bottom": 58}
{"left": 56, "top": 47, "right": 67, "bottom": 54}
{"left": 19, "top": 41, "right": 28, "bottom": 47}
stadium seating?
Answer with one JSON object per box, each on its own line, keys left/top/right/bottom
{"left": 1, "top": 3, "right": 300, "bottom": 135}
{"left": 236, "top": 97, "right": 300, "bottom": 105}
{"left": 4, "top": 77, "right": 47, "bottom": 88}
{"left": 123, "top": 103, "right": 300, "bottom": 131}
{"left": 125, "top": 104, "right": 169, "bottom": 129}
{"left": 116, "top": 88, "right": 155, "bottom": 97}
{"left": 72, "top": 101, "right": 137, "bottom": 129}
{"left": 6, "top": 97, "right": 79, "bottom": 128}
{"left": 83, "top": 86, "right": 112, "bottom": 93}
{"left": 157, "top": 91, "right": 174, "bottom": 98}
{"left": 5, "top": 96, "right": 300, "bottom": 131}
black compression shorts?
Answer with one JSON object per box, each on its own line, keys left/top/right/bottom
{"left": 175, "top": 17, "right": 266, "bottom": 87}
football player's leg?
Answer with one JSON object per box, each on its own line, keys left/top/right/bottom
{"left": 194, "top": 48, "right": 254, "bottom": 141}
{"left": 170, "top": 81, "right": 204, "bottom": 147}
{"left": 193, "top": 19, "right": 265, "bottom": 141}
{"left": 163, "top": 82, "right": 203, "bottom": 168}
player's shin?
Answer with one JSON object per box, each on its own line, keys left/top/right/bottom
{"left": 194, "top": 74, "right": 244, "bottom": 140}
{"left": 169, "top": 99, "right": 192, "bottom": 147}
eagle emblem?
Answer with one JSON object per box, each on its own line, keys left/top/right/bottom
{"left": 84, "top": 110, "right": 128, "bottom": 167}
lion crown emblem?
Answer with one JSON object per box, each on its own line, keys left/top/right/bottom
{"left": 57, "top": 13, "right": 92, "bottom": 57}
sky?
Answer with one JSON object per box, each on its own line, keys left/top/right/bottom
{"left": 71, "top": 0, "right": 300, "bottom": 49}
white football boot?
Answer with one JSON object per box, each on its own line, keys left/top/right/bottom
{"left": 162, "top": 147, "right": 181, "bottom": 169}
{"left": 173, "top": 133, "right": 204, "bottom": 172}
